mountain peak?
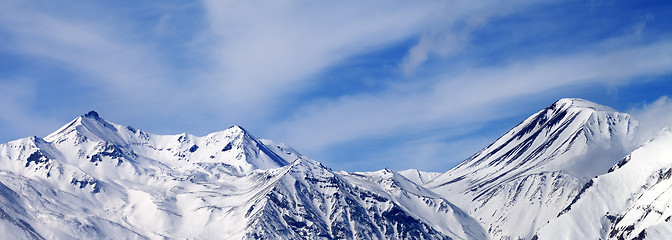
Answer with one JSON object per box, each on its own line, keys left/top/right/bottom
{"left": 83, "top": 110, "right": 101, "bottom": 119}
{"left": 226, "top": 125, "right": 250, "bottom": 136}
{"left": 426, "top": 98, "right": 639, "bottom": 240}
{"left": 439, "top": 98, "right": 636, "bottom": 183}
{"left": 551, "top": 98, "right": 614, "bottom": 112}
{"left": 229, "top": 125, "right": 245, "bottom": 131}
{"left": 45, "top": 111, "right": 124, "bottom": 145}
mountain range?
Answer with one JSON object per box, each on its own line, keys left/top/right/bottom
{"left": 0, "top": 98, "right": 670, "bottom": 239}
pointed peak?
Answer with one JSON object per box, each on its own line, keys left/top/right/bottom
{"left": 550, "top": 98, "right": 614, "bottom": 112}
{"left": 287, "top": 157, "right": 328, "bottom": 173}
{"left": 228, "top": 125, "right": 248, "bottom": 133}
{"left": 45, "top": 110, "right": 123, "bottom": 144}
{"left": 226, "top": 125, "right": 258, "bottom": 139}
{"left": 29, "top": 136, "right": 46, "bottom": 144}
{"left": 84, "top": 110, "right": 100, "bottom": 119}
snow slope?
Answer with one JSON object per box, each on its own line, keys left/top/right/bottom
{"left": 398, "top": 169, "right": 441, "bottom": 185}
{"left": 425, "top": 98, "right": 639, "bottom": 240}
{"left": 246, "top": 160, "right": 488, "bottom": 239}
{"left": 0, "top": 111, "right": 486, "bottom": 239}
{"left": 536, "top": 126, "right": 672, "bottom": 240}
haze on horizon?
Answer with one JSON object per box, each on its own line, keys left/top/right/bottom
{"left": 0, "top": 0, "right": 671, "bottom": 172}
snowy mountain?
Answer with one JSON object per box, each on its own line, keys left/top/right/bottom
{"left": 247, "top": 162, "right": 487, "bottom": 239}
{"left": 3, "top": 97, "right": 670, "bottom": 240}
{"left": 0, "top": 111, "right": 486, "bottom": 239}
{"left": 398, "top": 169, "right": 441, "bottom": 185}
{"left": 425, "top": 98, "right": 640, "bottom": 240}
{"left": 536, "top": 126, "right": 672, "bottom": 240}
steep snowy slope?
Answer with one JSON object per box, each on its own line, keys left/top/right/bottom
{"left": 343, "top": 169, "right": 487, "bottom": 239}
{"left": 0, "top": 111, "right": 295, "bottom": 239}
{"left": 536, "top": 126, "right": 672, "bottom": 240}
{"left": 425, "top": 98, "right": 639, "bottom": 240}
{"left": 398, "top": 169, "right": 441, "bottom": 185}
{"left": 0, "top": 111, "right": 486, "bottom": 239}
{"left": 245, "top": 160, "right": 488, "bottom": 239}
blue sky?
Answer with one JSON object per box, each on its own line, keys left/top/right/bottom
{"left": 1, "top": 0, "right": 671, "bottom": 172}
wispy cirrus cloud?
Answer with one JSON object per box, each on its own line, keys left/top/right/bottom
{"left": 270, "top": 39, "right": 672, "bottom": 169}
{"left": 277, "top": 41, "right": 672, "bottom": 149}
{"left": 197, "top": 0, "right": 559, "bottom": 111}
{"left": 399, "top": 0, "right": 552, "bottom": 74}
{"left": 0, "top": 0, "right": 557, "bottom": 132}
{"left": 0, "top": 1, "right": 186, "bottom": 118}
{"left": 0, "top": 2, "right": 166, "bottom": 90}
{"left": 197, "top": 0, "right": 443, "bottom": 112}
{"left": 0, "top": 0, "right": 670, "bottom": 172}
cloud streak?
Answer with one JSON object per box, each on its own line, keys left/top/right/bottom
{"left": 271, "top": 40, "right": 672, "bottom": 154}
{"left": 0, "top": 0, "right": 670, "bottom": 172}
{"left": 198, "top": 0, "right": 559, "bottom": 111}
{"left": 199, "top": 0, "right": 442, "bottom": 109}
{"left": 0, "top": 1, "right": 187, "bottom": 117}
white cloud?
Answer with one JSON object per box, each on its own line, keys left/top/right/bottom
{"left": 629, "top": 96, "right": 672, "bottom": 145}
{"left": 1, "top": 0, "right": 670, "bottom": 172}
{"left": 271, "top": 40, "right": 672, "bottom": 153}
{"left": 401, "top": 29, "right": 467, "bottom": 75}
{"left": 0, "top": 3, "right": 164, "bottom": 89}
{"left": 399, "top": 0, "right": 555, "bottom": 74}
{"left": 0, "top": 0, "right": 562, "bottom": 126}
{"left": 0, "top": 1, "right": 199, "bottom": 121}
{"left": 198, "top": 0, "right": 559, "bottom": 111}
{"left": 198, "top": 0, "right": 443, "bottom": 109}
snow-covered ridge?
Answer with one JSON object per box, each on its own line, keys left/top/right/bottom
{"left": 0, "top": 110, "right": 485, "bottom": 239}
{"left": 553, "top": 98, "right": 617, "bottom": 112}
{"left": 44, "top": 111, "right": 289, "bottom": 175}
{"left": 2, "top": 97, "right": 668, "bottom": 240}
{"left": 537, "top": 126, "right": 672, "bottom": 240}
{"left": 425, "top": 98, "right": 640, "bottom": 240}
{"left": 398, "top": 169, "right": 441, "bottom": 185}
